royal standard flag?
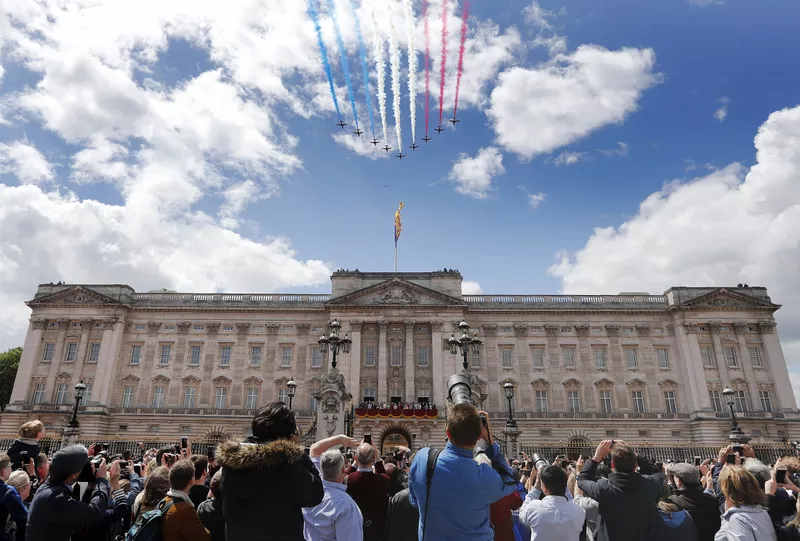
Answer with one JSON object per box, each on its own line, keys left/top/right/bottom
{"left": 394, "top": 201, "right": 404, "bottom": 247}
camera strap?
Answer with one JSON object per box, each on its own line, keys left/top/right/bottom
{"left": 421, "top": 448, "right": 441, "bottom": 541}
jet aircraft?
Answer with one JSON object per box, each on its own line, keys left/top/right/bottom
{"left": 354, "top": 128, "right": 363, "bottom": 136}
{"left": 396, "top": 152, "right": 406, "bottom": 160}
{"left": 423, "top": 135, "right": 432, "bottom": 143}
{"left": 337, "top": 121, "right": 347, "bottom": 129}
{"left": 383, "top": 145, "right": 392, "bottom": 152}
{"left": 371, "top": 139, "right": 380, "bottom": 146}
{"left": 435, "top": 125, "right": 445, "bottom": 133}
{"left": 410, "top": 143, "right": 419, "bottom": 150}
{"left": 449, "top": 118, "right": 460, "bottom": 125}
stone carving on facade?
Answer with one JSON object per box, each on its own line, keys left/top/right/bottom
{"left": 733, "top": 322, "right": 749, "bottom": 335}
{"left": 758, "top": 321, "right": 776, "bottom": 334}
{"left": 574, "top": 325, "right": 590, "bottom": 338}
{"left": 481, "top": 324, "right": 498, "bottom": 337}
{"left": 373, "top": 286, "right": 417, "bottom": 305}
{"left": 103, "top": 317, "right": 120, "bottom": 327}
{"left": 666, "top": 325, "right": 676, "bottom": 336}
{"left": 378, "top": 322, "right": 388, "bottom": 332}
{"left": 266, "top": 323, "right": 280, "bottom": 335}
{"left": 544, "top": 325, "right": 560, "bottom": 337}
{"left": 57, "top": 319, "right": 70, "bottom": 329}
{"left": 80, "top": 318, "right": 95, "bottom": 328}
{"left": 349, "top": 321, "right": 363, "bottom": 332}
{"left": 236, "top": 323, "right": 252, "bottom": 334}
{"left": 147, "top": 322, "right": 162, "bottom": 334}
{"left": 635, "top": 325, "right": 651, "bottom": 337}
{"left": 212, "top": 375, "right": 232, "bottom": 385}
{"left": 295, "top": 324, "right": 310, "bottom": 336}
{"left": 324, "top": 413, "right": 339, "bottom": 437}
{"left": 708, "top": 322, "right": 723, "bottom": 334}
{"left": 30, "top": 319, "right": 47, "bottom": 330}
{"left": 177, "top": 322, "right": 191, "bottom": 334}
{"left": 206, "top": 323, "right": 220, "bottom": 334}
{"left": 604, "top": 325, "right": 620, "bottom": 337}
{"left": 323, "top": 396, "right": 339, "bottom": 413}
{"left": 181, "top": 375, "right": 201, "bottom": 384}
{"left": 682, "top": 323, "right": 699, "bottom": 334}
{"left": 514, "top": 325, "right": 528, "bottom": 337}
{"left": 431, "top": 322, "right": 444, "bottom": 332}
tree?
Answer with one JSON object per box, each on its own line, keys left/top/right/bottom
{"left": 0, "top": 347, "right": 22, "bottom": 410}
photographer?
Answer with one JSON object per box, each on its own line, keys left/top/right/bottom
{"left": 72, "top": 458, "right": 131, "bottom": 541}
{"left": 408, "top": 404, "right": 516, "bottom": 541}
{"left": 26, "top": 445, "right": 112, "bottom": 541}
{"left": 519, "top": 464, "right": 584, "bottom": 541}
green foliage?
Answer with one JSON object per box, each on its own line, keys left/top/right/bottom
{"left": 0, "top": 347, "right": 22, "bottom": 410}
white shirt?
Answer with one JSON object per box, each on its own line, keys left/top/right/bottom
{"left": 303, "top": 457, "right": 363, "bottom": 541}
{"left": 519, "top": 489, "right": 586, "bottom": 541}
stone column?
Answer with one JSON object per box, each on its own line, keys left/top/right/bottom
{"left": 348, "top": 321, "right": 363, "bottom": 402}
{"left": 709, "top": 324, "right": 731, "bottom": 387}
{"left": 674, "top": 323, "right": 711, "bottom": 411}
{"left": 378, "top": 322, "right": 388, "bottom": 403}
{"left": 44, "top": 319, "right": 70, "bottom": 399}
{"left": 431, "top": 321, "right": 444, "bottom": 406}
{"left": 10, "top": 318, "right": 46, "bottom": 404}
{"left": 483, "top": 325, "right": 499, "bottom": 409}
{"left": 734, "top": 323, "right": 761, "bottom": 410}
{"left": 231, "top": 323, "right": 251, "bottom": 408}
{"left": 758, "top": 321, "right": 796, "bottom": 410}
{"left": 72, "top": 319, "right": 93, "bottom": 386}
{"left": 95, "top": 317, "right": 126, "bottom": 407}
{"left": 514, "top": 325, "right": 532, "bottom": 410}
{"left": 264, "top": 324, "right": 280, "bottom": 402}
{"left": 405, "top": 320, "right": 415, "bottom": 401}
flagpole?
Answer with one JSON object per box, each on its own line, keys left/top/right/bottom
{"left": 394, "top": 244, "right": 398, "bottom": 273}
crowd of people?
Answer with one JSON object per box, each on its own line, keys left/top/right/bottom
{"left": 2, "top": 407, "right": 800, "bottom": 541}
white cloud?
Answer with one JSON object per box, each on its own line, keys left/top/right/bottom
{"left": 528, "top": 193, "right": 546, "bottom": 209}
{"left": 448, "top": 147, "right": 506, "bottom": 199}
{"left": 599, "top": 141, "right": 629, "bottom": 158}
{"left": 332, "top": 132, "right": 389, "bottom": 160}
{"left": 489, "top": 45, "right": 659, "bottom": 160}
{"left": 714, "top": 96, "right": 730, "bottom": 122}
{"left": 553, "top": 151, "right": 588, "bottom": 166}
{"left": 218, "top": 180, "right": 274, "bottom": 229}
{"left": 523, "top": 1, "right": 555, "bottom": 31}
{"left": 688, "top": 0, "right": 724, "bottom": 6}
{"left": 549, "top": 104, "right": 800, "bottom": 405}
{"left": 462, "top": 281, "right": 483, "bottom": 295}
{"left": 0, "top": 141, "right": 55, "bottom": 185}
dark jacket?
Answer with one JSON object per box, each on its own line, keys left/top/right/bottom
{"left": 71, "top": 482, "right": 135, "bottom": 541}
{"left": 188, "top": 485, "right": 208, "bottom": 509}
{"left": 384, "top": 488, "right": 418, "bottom": 541}
{"left": 777, "top": 524, "right": 800, "bottom": 541}
{"left": 197, "top": 498, "right": 225, "bottom": 541}
{"left": 1, "top": 481, "right": 28, "bottom": 541}
{"left": 346, "top": 468, "right": 391, "bottom": 541}
{"left": 26, "top": 478, "right": 110, "bottom": 541}
{"left": 667, "top": 486, "right": 721, "bottom": 541}
{"left": 216, "top": 438, "right": 323, "bottom": 541}
{"left": 577, "top": 459, "right": 670, "bottom": 541}
{"left": 6, "top": 440, "right": 40, "bottom": 471}
{"left": 660, "top": 509, "right": 699, "bottom": 541}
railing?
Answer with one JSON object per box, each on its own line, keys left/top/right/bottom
{"left": 463, "top": 294, "right": 668, "bottom": 305}
{"left": 106, "top": 407, "right": 315, "bottom": 417}
{"left": 486, "top": 411, "right": 692, "bottom": 420}
{"left": 132, "top": 293, "right": 331, "bottom": 304}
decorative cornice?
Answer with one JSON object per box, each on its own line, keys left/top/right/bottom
{"left": 404, "top": 320, "right": 416, "bottom": 328}
{"left": 635, "top": 325, "right": 651, "bottom": 337}
{"left": 237, "top": 322, "right": 252, "bottom": 334}
{"left": 206, "top": 323, "right": 220, "bottom": 334}
{"left": 733, "top": 322, "right": 749, "bottom": 335}
{"left": 212, "top": 375, "right": 232, "bottom": 385}
{"left": 177, "top": 322, "right": 191, "bottom": 334}
{"left": 102, "top": 317, "right": 120, "bottom": 326}
{"left": 30, "top": 319, "right": 47, "bottom": 330}
{"left": 682, "top": 323, "right": 699, "bottom": 334}
{"left": 544, "top": 325, "right": 560, "bottom": 337}
{"left": 708, "top": 322, "right": 722, "bottom": 334}
{"left": 574, "top": 325, "right": 590, "bottom": 338}
{"left": 266, "top": 323, "right": 280, "bottom": 335}
{"left": 349, "top": 321, "right": 363, "bottom": 332}
{"left": 147, "top": 322, "right": 162, "bottom": 334}
{"left": 57, "top": 318, "right": 70, "bottom": 329}
{"left": 758, "top": 321, "right": 776, "bottom": 334}
{"left": 604, "top": 325, "right": 620, "bottom": 337}
{"left": 80, "top": 318, "right": 95, "bottom": 328}
{"left": 514, "top": 325, "right": 528, "bottom": 337}
{"left": 181, "top": 375, "right": 201, "bottom": 384}
{"left": 295, "top": 324, "right": 310, "bottom": 335}
{"left": 482, "top": 324, "right": 498, "bottom": 337}
{"left": 378, "top": 322, "right": 389, "bottom": 332}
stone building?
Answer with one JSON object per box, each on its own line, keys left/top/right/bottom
{"left": 3, "top": 270, "right": 798, "bottom": 451}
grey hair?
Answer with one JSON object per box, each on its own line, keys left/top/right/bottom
{"left": 356, "top": 443, "right": 374, "bottom": 467}
{"left": 320, "top": 449, "right": 345, "bottom": 482}
{"left": 743, "top": 458, "right": 771, "bottom": 488}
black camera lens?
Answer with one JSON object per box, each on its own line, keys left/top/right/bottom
{"left": 447, "top": 374, "right": 472, "bottom": 406}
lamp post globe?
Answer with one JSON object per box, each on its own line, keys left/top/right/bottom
{"left": 447, "top": 319, "right": 482, "bottom": 371}
{"left": 721, "top": 387, "right": 748, "bottom": 444}
{"left": 319, "top": 319, "right": 351, "bottom": 370}
{"left": 504, "top": 382, "right": 516, "bottom": 428}
{"left": 69, "top": 381, "right": 87, "bottom": 428}
{"left": 287, "top": 377, "right": 298, "bottom": 410}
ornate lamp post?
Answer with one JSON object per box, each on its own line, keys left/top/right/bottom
{"left": 722, "top": 387, "right": 750, "bottom": 444}
{"left": 504, "top": 382, "right": 517, "bottom": 429}
{"left": 501, "top": 381, "right": 521, "bottom": 457}
{"left": 318, "top": 319, "right": 352, "bottom": 370}
{"left": 287, "top": 377, "right": 297, "bottom": 410}
{"left": 447, "top": 320, "right": 482, "bottom": 371}
{"left": 68, "top": 381, "right": 87, "bottom": 428}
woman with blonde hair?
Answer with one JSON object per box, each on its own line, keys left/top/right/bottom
{"left": 715, "top": 465, "right": 776, "bottom": 541}
{"left": 4, "top": 470, "right": 30, "bottom": 540}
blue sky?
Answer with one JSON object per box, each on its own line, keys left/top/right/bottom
{"left": 1, "top": 0, "right": 800, "bottom": 398}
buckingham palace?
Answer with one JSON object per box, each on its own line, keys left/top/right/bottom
{"left": 2, "top": 269, "right": 799, "bottom": 452}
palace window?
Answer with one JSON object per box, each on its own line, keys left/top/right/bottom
{"left": 223, "top": 325, "right": 234, "bottom": 331}
{"left": 184, "top": 387, "right": 196, "bottom": 408}
{"left": 417, "top": 346, "right": 429, "bottom": 367}
{"left": 664, "top": 391, "right": 677, "bottom": 413}
{"left": 501, "top": 348, "right": 513, "bottom": 369}
{"left": 160, "top": 345, "right": 171, "bottom": 364}
{"left": 219, "top": 346, "right": 231, "bottom": 366}
{"left": 623, "top": 327, "right": 634, "bottom": 334}
{"left": 567, "top": 390, "right": 580, "bottom": 412}
{"left": 417, "top": 389, "right": 430, "bottom": 404}
{"left": 709, "top": 390, "right": 723, "bottom": 412}
{"left": 631, "top": 390, "right": 646, "bottom": 413}
{"left": 122, "top": 386, "right": 134, "bottom": 408}
{"left": 560, "top": 327, "right": 572, "bottom": 333}
{"left": 734, "top": 390, "right": 748, "bottom": 412}
{"left": 595, "top": 348, "right": 607, "bottom": 369}
{"left": 152, "top": 386, "right": 165, "bottom": 408}
{"left": 278, "top": 388, "right": 288, "bottom": 403}
{"left": 532, "top": 348, "right": 544, "bottom": 368}
{"left": 246, "top": 388, "right": 258, "bottom": 410}
{"left": 749, "top": 347, "right": 763, "bottom": 367}
{"left": 657, "top": 349, "right": 669, "bottom": 368}
{"left": 701, "top": 347, "right": 715, "bottom": 368}
{"left": 281, "top": 346, "right": 292, "bottom": 367}
{"left": 87, "top": 343, "right": 100, "bottom": 363}
{"left": 535, "top": 390, "right": 548, "bottom": 413}
{"left": 65, "top": 343, "right": 78, "bottom": 362}
{"left": 310, "top": 347, "right": 321, "bottom": 368}
{"left": 190, "top": 346, "right": 201, "bottom": 365}
{"left": 42, "top": 343, "right": 54, "bottom": 362}
{"left": 193, "top": 325, "right": 204, "bottom": 331}
{"left": 215, "top": 388, "right": 227, "bottom": 409}
{"left": 563, "top": 348, "right": 576, "bottom": 368}
{"left": 599, "top": 391, "right": 613, "bottom": 413}
{"left": 363, "top": 388, "right": 376, "bottom": 403}
{"left": 55, "top": 383, "right": 67, "bottom": 405}
{"left": 251, "top": 346, "right": 263, "bottom": 366}
{"left": 390, "top": 346, "right": 403, "bottom": 367}
{"left": 471, "top": 350, "right": 481, "bottom": 367}
{"left": 725, "top": 347, "right": 739, "bottom": 368}
{"left": 364, "top": 346, "right": 376, "bottom": 367}
{"left": 135, "top": 324, "right": 145, "bottom": 331}
{"left": 81, "top": 384, "right": 92, "bottom": 405}
{"left": 625, "top": 349, "right": 638, "bottom": 368}
{"left": 390, "top": 387, "right": 403, "bottom": 403}
{"left": 759, "top": 390, "right": 773, "bottom": 413}
{"left": 33, "top": 383, "right": 45, "bottom": 404}
{"left": 130, "top": 345, "right": 141, "bottom": 365}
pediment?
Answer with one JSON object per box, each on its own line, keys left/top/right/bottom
{"left": 121, "top": 375, "right": 140, "bottom": 384}
{"left": 181, "top": 375, "right": 201, "bottom": 384}
{"left": 243, "top": 376, "right": 263, "bottom": 385}
{"left": 28, "top": 286, "right": 124, "bottom": 307}
{"left": 531, "top": 378, "right": 550, "bottom": 388}
{"left": 327, "top": 278, "right": 465, "bottom": 307}
{"left": 562, "top": 378, "right": 583, "bottom": 387}
{"left": 151, "top": 375, "right": 170, "bottom": 383}
{"left": 594, "top": 378, "right": 615, "bottom": 387}
{"left": 626, "top": 378, "right": 647, "bottom": 387}
{"left": 212, "top": 375, "right": 232, "bottom": 385}
{"left": 678, "top": 289, "right": 779, "bottom": 311}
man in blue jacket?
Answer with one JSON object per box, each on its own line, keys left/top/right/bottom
{"left": 409, "top": 403, "right": 516, "bottom": 541}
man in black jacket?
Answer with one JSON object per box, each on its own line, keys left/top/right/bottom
{"left": 577, "top": 439, "right": 670, "bottom": 541}
{"left": 666, "top": 462, "right": 721, "bottom": 541}
{"left": 26, "top": 445, "right": 112, "bottom": 541}
{"left": 384, "top": 487, "right": 419, "bottom": 541}
{"left": 217, "top": 402, "right": 324, "bottom": 541}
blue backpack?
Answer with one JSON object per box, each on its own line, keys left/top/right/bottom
{"left": 125, "top": 498, "right": 174, "bottom": 541}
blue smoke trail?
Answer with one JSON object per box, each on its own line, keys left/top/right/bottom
{"left": 349, "top": 0, "right": 376, "bottom": 138}
{"left": 325, "top": 0, "right": 360, "bottom": 130}
{"left": 308, "top": 0, "right": 342, "bottom": 119}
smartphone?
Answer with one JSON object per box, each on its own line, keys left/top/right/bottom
{"left": 20, "top": 450, "right": 28, "bottom": 464}
{"left": 173, "top": 444, "right": 181, "bottom": 454}
{"left": 207, "top": 446, "right": 215, "bottom": 460}
{"left": 119, "top": 460, "right": 128, "bottom": 469}
{"left": 363, "top": 434, "right": 372, "bottom": 445}
{"left": 732, "top": 444, "right": 742, "bottom": 454}
{"left": 726, "top": 454, "right": 736, "bottom": 464}
{"left": 777, "top": 469, "right": 788, "bottom": 483}
{"left": 694, "top": 456, "right": 701, "bottom": 466}
{"left": 134, "top": 464, "right": 141, "bottom": 475}
{"left": 180, "top": 436, "right": 188, "bottom": 449}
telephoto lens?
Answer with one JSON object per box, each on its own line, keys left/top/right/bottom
{"left": 447, "top": 374, "right": 472, "bottom": 405}
{"left": 531, "top": 453, "right": 549, "bottom": 471}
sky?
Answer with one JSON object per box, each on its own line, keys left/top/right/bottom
{"left": 1, "top": 0, "right": 800, "bottom": 400}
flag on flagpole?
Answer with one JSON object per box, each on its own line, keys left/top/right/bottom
{"left": 394, "top": 201, "right": 404, "bottom": 247}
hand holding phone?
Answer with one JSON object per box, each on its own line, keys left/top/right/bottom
{"left": 363, "top": 434, "right": 372, "bottom": 445}
{"left": 777, "top": 468, "right": 788, "bottom": 484}
{"left": 726, "top": 453, "right": 737, "bottom": 464}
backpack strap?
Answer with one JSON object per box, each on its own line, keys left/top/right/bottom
{"left": 421, "top": 448, "right": 441, "bottom": 541}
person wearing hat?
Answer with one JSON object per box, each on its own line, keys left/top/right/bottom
{"left": 666, "top": 462, "right": 721, "bottom": 541}
{"left": 26, "top": 445, "right": 114, "bottom": 541}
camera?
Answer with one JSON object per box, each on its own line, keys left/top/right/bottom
{"left": 119, "top": 461, "right": 128, "bottom": 469}
{"left": 531, "top": 453, "right": 549, "bottom": 472}
{"left": 447, "top": 374, "right": 472, "bottom": 405}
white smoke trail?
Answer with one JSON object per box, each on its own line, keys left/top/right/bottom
{"left": 387, "top": 1, "right": 403, "bottom": 151}
{"left": 403, "top": 0, "right": 417, "bottom": 145}
{"left": 369, "top": 0, "right": 389, "bottom": 146}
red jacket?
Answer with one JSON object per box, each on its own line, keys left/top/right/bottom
{"left": 490, "top": 491, "right": 523, "bottom": 541}
{"left": 346, "top": 466, "right": 391, "bottom": 541}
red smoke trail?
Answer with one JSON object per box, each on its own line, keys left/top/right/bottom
{"left": 423, "top": 0, "right": 431, "bottom": 136}
{"left": 453, "top": 0, "right": 469, "bottom": 119}
{"left": 438, "top": 0, "right": 449, "bottom": 127}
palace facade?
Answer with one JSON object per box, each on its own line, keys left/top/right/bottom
{"left": 3, "top": 270, "right": 799, "bottom": 450}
